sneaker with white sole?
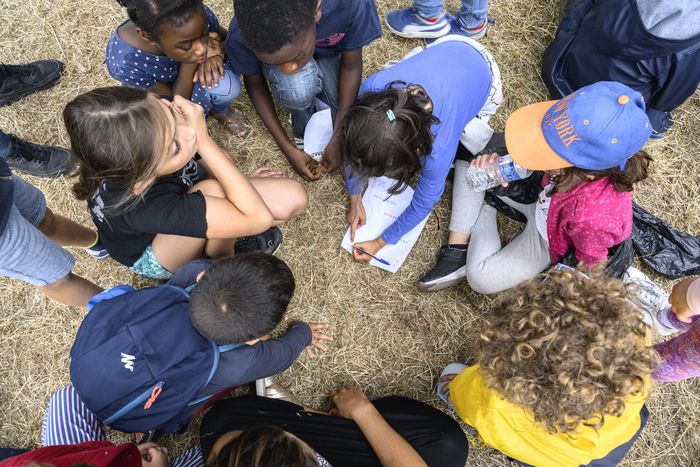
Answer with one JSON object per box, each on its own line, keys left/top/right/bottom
{"left": 418, "top": 245, "right": 468, "bottom": 292}
{"left": 425, "top": 14, "right": 490, "bottom": 44}
{"left": 234, "top": 227, "right": 283, "bottom": 255}
{"left": 84, "top": 237, "right": 110, "bottom": 260}
{"left": 385, "top": 8, "right": 451, "bottom": 39}
{"left": 622, "top": 266, "right": 677, "bottom": 336}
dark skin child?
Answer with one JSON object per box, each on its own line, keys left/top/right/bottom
{"left": 118, "top": 8, "right": 248, "bottom": 135}
{"left": 243, "top": 0, "right": 364, "bottom": 180}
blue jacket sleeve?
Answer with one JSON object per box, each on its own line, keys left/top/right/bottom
{"left": 226, "top": 321, "right": 312, "bottom": 385}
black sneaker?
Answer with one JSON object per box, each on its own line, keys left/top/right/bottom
{"left": 417, "top": 245, "right": 468, "bottom": 292}
{"left": 0, "top": 60, "right": 65, "bottom": 106}
{"left": 234, "top": 226, "right": 283, "bottom": 255}
{"left": 5, "top": 134, "right": 75, "bottom": 178}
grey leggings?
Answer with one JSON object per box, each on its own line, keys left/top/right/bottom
{"left": 448, "top": 160, "right": 551, "bottom": 294}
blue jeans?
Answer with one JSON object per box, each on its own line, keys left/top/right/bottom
{"left": 191, "top": 61, "right": 241, "bottom": 115}
{"left": 414, "top": 0, "right": 488, "bottom": 29}
{"left": 263, "top": 55, "right": 341, "bottom": 138}
{"left": 0, "top": 130, "right": 10, "bottom": 159}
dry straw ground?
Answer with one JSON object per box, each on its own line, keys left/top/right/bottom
{"left": 1, "top": 0, "right": 699, "bottom": 465}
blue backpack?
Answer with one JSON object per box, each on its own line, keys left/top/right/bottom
{"left": 69, "top": 284, "right": 240, "bottom": 434}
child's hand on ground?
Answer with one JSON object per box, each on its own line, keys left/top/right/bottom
{"left": 438, "top": 374, "right": 458, "bottom": 405}
{"left": 305, "top": 323, "right": 332, "bottom": 358}
{"left": 471, "top": 152, "right": 508, "bottom": 188}
{"left": 138, "top": 442, "right": 168, "bottom": 467}
{"left": 170, "top": 96, "right": 208, "bottom": 141}
{"left": 248, "top": 164, "right": 284, "bottom": 178}
{"left": 669, "top": 276, "right": 700, "bottom": 323}
{"left": 352, "top": 237, "right": 386, "bottom": 263}
{"left": 195, "top": 56, "right": 225, "bottom": 89}
{"left": 287, "top": 147, "right": 321, "bottom": 181}
{"left": 322, "top": 134, "right": 341, "bottom": 173}
{"left": 346, "top": 194, "right": 366, "bottom": 242}
{"left": 328, "top": 387, "right": 374, "bottom": 421}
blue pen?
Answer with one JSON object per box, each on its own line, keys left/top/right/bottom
{"left": 354, "top": 247, "right": 391, "bottom": 266}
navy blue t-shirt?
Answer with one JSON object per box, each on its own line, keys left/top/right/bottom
{"left": 225, "top": 0, "right": 381, "bottom": 76}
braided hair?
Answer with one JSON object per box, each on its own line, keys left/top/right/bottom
{"left": 117, "top": 0, "right": 204, "bottom": 39}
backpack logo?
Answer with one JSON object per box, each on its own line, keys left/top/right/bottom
{"left": 120, "top": 352, "right": 135, "bottom": 372}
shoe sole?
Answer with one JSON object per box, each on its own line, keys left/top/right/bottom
{"left": 0, "top": 68, "right": 64, "bottom": 107}
{"left": 385, "top": 18, "right": 452, "bottom": 39}
{"left": 417, "top": 265, "right": 467, "bottom": 292}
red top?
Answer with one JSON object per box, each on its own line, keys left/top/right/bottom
{"left": 0, "top": 441, "right": 141, "bottom": 467}
{"left": 546, "top": 176, "right": 632, "bottom": 266}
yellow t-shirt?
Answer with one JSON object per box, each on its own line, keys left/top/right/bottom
{"left": 449, "top": 365, "right": 648, "bottom": 467}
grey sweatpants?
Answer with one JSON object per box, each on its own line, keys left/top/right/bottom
{"left": 448, "top": 160, "right": 551, "bottom": 294}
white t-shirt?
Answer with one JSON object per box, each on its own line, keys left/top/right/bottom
{"left": 535, "top": 183, "right": 555, "bottom": 245}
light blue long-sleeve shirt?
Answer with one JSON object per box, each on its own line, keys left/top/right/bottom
{"left": 346, "top": 41, "right": 492, "bottom": 244}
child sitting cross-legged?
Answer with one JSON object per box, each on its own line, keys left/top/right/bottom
{"left": 64, "top": 88, "right": 307, "bottom": 280}
{"left": 438, "top": 265, "right": 660, "bottom": 467}
{"left": 61, "top": 253, "right": 331, "bottom": 437}
{"left": 107, "top": 0, "right": 249, "bottom": 135}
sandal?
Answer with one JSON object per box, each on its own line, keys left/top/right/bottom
{"left": 436, "top": 363, "right": 467, "bottom": 409}
{"left": 213, "top": 108, "right": 251, "bottom": 137}
{"left": 255, "top": 377, "right": 301, "bottom": 405}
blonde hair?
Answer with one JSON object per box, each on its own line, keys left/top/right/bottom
{"left": 479, "top": 266, "right": 660, "bottom": 433}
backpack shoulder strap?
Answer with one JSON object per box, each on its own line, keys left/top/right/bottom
{"left": 87, "top": 285, "right": 135, "bottom": 311}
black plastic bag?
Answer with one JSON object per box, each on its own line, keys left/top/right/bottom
{"left": 560, "top": 237, "right": 634, "bottom": 279}
{"left": 632, "top": 203, "right": 700, "bottom": 279}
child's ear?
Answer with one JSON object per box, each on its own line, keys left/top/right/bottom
{"left": 314, "top": 0, "right": 323, "bottom": 21}
{"left": 133, "top": 178, "right": 156, "bottom": 196}
{"left": 135, "top": 27, "right": 157, "bottom": 46}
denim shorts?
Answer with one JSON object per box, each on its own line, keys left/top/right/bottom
{"left": 0, "top": 176, "right": 75, "bottom": 285}
{"left": 129, "top": 244, "right": 173, "bottom": 280}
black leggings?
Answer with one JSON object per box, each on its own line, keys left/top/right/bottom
{"left": 200, "top": 395, "right": 468, "bottom": 467}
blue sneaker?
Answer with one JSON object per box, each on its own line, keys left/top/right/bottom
{"left": 385, "top": 8, "right": 451, "bottom": 39}
{"left": 425, "top": 14, "right": 490, "bottom": 44}
{"left": 85, "top": 237, "right": 110, "bottom": 260}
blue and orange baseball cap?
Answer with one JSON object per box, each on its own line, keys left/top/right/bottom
{"left": 504, "top": 82, "right": 652, "bottom": 171}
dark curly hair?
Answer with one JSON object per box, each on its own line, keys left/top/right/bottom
{"left": 339, "top": 82, "right": 439, "bottom": 195}
{"left": 234, "top": 0, "right": 317, "bottom": 54}
{"left": 554, "top": 150, "right": 652, "bottom": 192}
{"left": 117, "top": 0, "right": 204, "bottom": 39}
{"left": 478, "top": 266, "right": 660, "bottom": 434}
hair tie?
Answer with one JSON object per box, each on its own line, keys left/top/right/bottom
{"left": 386, "top": 110, "right": 396, "bottom": 122}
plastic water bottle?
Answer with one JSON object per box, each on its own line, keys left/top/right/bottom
{"left": 464, "top": 155, "right": 532, "bottom": 191}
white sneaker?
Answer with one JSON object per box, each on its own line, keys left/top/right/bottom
{"left": 622, "top": 266, "right": 677, "bottom": 336}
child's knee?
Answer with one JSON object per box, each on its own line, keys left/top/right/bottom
{"left": 288, "top": 181, "right": 308, "bottom": 216}
{"left": 266, "top": 66, "right": 322, "bottom": 111}
{"left": 465, "top": 268, "right": 501, "bottom": 295}
{"left": 208, "top": 71, "right": 242, "bottom": 103}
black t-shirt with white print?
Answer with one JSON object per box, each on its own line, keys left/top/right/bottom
{"left": 89, "top": 159, "right": 208, "bottom": 267}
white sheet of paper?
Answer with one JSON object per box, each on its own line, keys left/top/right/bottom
{"left": 341, "top": 177, "right": 429, "bottom": 273}
{"left": 303, "top": 98, "right": 332, "bottom": 158}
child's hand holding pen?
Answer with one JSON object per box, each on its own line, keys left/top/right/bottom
{"left": 352, "top": 237, "right": 387, "bottom": 264}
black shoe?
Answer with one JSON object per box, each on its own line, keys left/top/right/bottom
{"left": 136, "top": 428, "right": 163, "bottom": 445}
{"left": 0, "top": 60, "right": 65, "bottom": 106}
{"left": 417, "top": 245, "right": 468, "bottom": 292}
{"left": 234, "top": 226, "right": 283, "bottom": 255}
{"left": 5, "top": 134, "right": 75, "bottom": 178}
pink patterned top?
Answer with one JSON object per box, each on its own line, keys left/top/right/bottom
{"left": 546, "top": 176, "right": 632, "bottom": 266}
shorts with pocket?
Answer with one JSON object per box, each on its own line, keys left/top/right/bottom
{"left": 0, "top": 176, "right": 75, "bottom": 285}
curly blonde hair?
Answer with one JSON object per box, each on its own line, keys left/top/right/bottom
{"left": 478, "top": 266, "right": 660, "bottom": 434}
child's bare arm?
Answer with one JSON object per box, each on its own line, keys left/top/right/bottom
{"left": 243, "top": 74, "right": 319, "bottom": 181}
{"left": 324, "top": 49, "right": 364, "bottom": 171}
{"left": 172, "top": 63, "right": 198, "bottom": 100}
